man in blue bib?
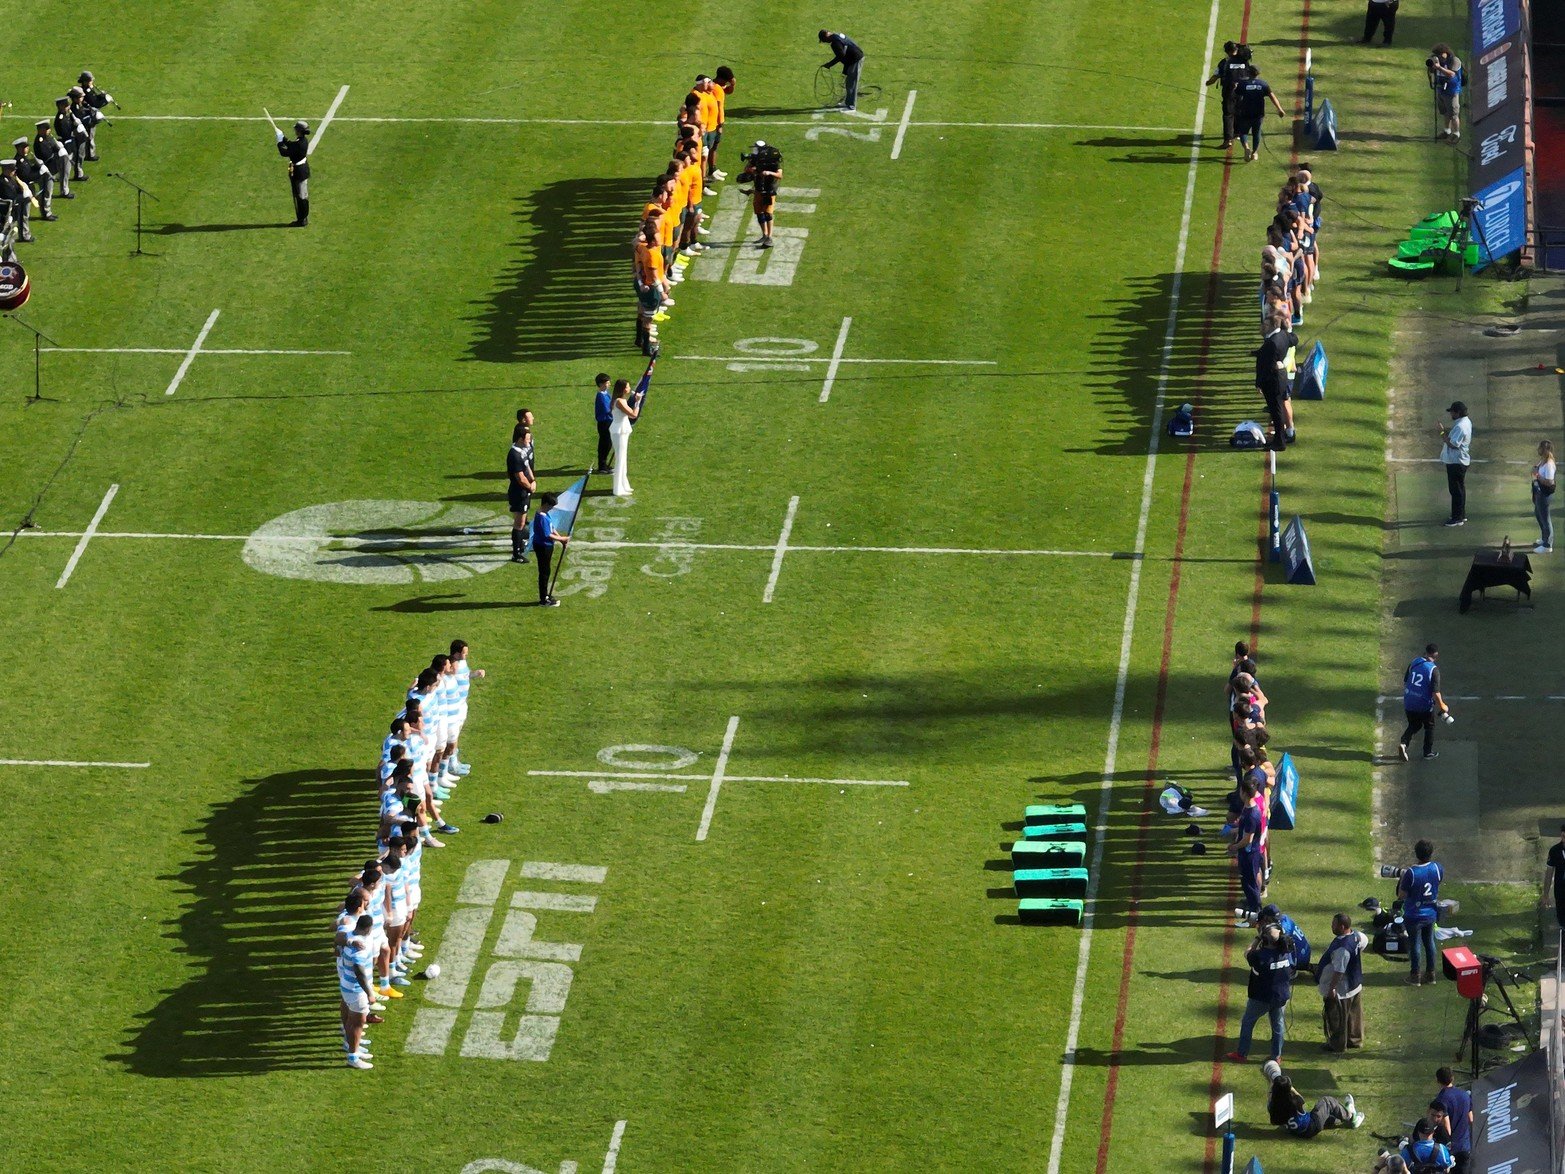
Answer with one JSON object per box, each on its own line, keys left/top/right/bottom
{"left": 1397, "top": 839, "right": 1445, "bottom": 986}
{"left": 1397, "top": 643, "right": 1449, "bottom": 761}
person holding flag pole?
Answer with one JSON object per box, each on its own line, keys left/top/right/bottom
{"left": 530, "top": 491, "right": 571, "bottom": 607}
{"left": 610, "top": 358, "right": 654, "bottom": 498}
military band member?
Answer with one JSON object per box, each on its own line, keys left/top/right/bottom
{"left": 67, "top": 87, "right": 101, "bottom": 163}
{"left": 12, "top": 138, "right": 55, "bottom": 227}
{"left": 0, "top": 159, "right": 25, "bottom": 259}
{"left": 53, "top": 96, "right": 88, "bottom": 182}
{"left": 276, "top": 119, "right": 311, "bottom": 226}
{"left": 34, "top": 121, "right": 73, "bottom": 199}
{"left": 77, "top": 71, "right": 115, "bottom": 162}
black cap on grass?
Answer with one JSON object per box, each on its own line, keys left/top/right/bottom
{"left": 1185, "top": 822, "right": 1203, "bottom": 836}
{"left": 482, "top": 812, "right": 503, "bottom": 824}
{"left": 1189, "top": 841, "right": 1208, "bottom": 855}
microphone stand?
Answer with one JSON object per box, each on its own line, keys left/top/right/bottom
{"left": 105, "top": 172, "right": 158, "bottom": 255}
{"left": 3, "top": 313, "right": 61, "bottom": 404}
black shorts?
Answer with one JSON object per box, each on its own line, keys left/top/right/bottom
{"left": 508, "top": 487, "right": 532, "bottom": 514}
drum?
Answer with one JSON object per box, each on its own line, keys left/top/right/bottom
{"left": 0, "top": 260, "right": 30, "bottom": 311}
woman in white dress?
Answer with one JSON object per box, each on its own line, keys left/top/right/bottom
{"left": 609, "top": 377, "right": 642, "bottom": 497}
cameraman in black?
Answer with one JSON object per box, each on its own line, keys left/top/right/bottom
{"left": 739, "top": 141, "right": 781, "bottom": 250}
{"left": 1227, "top": 921, "right": 1296, "bottom": 1063}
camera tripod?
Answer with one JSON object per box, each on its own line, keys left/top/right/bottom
{"left": 1456, "top": 955, "right": 1535, "bottom": 1081}
{"left": 1449, "top": 195, "right": 1498, "bottom": 289}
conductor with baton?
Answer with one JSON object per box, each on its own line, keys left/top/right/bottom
{"left": 267, "top": 111, "right": 310, "bottom": 226}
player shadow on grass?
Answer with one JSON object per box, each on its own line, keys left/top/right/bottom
{"left": 151, "top": 221, "right": 297, "bottom": 234}
{"left": 1066, "top": 271, "right": 1266, "bottom": 456}
{"left": 373, "top": 594, "right": 535, "bottom": 613}
{"left": 466, "top": 176, "right": 651, "bottom": 364}
{"left": 114, "top": 768, "right": 366, "bottom": 1076}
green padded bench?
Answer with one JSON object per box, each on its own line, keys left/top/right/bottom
{"left": 1015, "top": 858, "right": 1086, "bottom": 891}
{"left": 1024, "top": 803, "right": 1087, "bottom": 826}
{"left": 1021, "top": 821, "right": 1088, "bottom": 843}
{"left": 1009, "top": 866, "right": 1087, "bottom": 899}
{"left": 1018, "top": 898, "right": 1085, "bottom": 926}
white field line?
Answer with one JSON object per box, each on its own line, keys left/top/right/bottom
{"left": 100, "top": 113, "right": 1186, "bottom": 133}
{"left": 1387, "top": 456, "right": 1529, "bottom": 465}
{"left": 55, "top": 483, "right": 119, "bottom": 589}
{"left": 45, "top": 346, "right": 350, "bottom": 356}
{"left": 695, "top": 716, "right": 742, "bottom": 842}
{"left": 602, "top": 1119, "right": 628, "bottom": 1174}
{"left": 0, "top": 758, "right": 150, "bottom": 768}
{"left": 308, "top": 85, "right": 350, "bottom": 156}
{"left": 16, "top": 530, "right": 1124, "bottom": 558}
{"left": 818, "top": 317, "right": 853, "bottom": 404}
{"left": 1046, "top": 1, "right": 1220, "bottom": 1171}
{"left": 891, "top": 90, "right": 918, "bottom": 160}
{"left": 528, "top": 769, "right": 908, "bottom": 786}
{"left": 165, "top": 309, "right": 220, "bottom": 396}
{"left": 762, "top": 496, "right": 800, "bottom": 603}
{"left": 669, "top": 354, "right": 994, "bottom": 367}
{"left": 1376, "top": 693, "right": 1565, "bottom": 703}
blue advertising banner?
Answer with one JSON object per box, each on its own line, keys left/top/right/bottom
{"left": 1471, "top": 0, "right": 1521, "bottom": 58}
{"left": 1473, "top": 167, "right": 1529, "bottom": 262}
{"left": 1281, "top": 516, "right": 1316, "bottom": 585}
{"left": 1294, "top": 341, "right": 1327, "bottom": 400}
{"left": 1270, "top": 753, "right": 1300, "bottom": 830}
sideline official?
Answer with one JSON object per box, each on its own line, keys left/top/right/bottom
{"left": 276, "top": 119, "right": 311, "bottom": 226}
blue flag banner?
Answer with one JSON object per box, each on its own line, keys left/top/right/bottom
{"left": 549, "top": 474, "right": 589, "bottom": 536}
{"left": 1294, "top": 342, "right": 1328, "bottom": 401}
{"left": 1281, "top": 516, "right": 1316, "bottom": 585}
{"left": 1471, "top": 0, "right": 1521, "bottom": 58}
{"left": 523, "top": 473, "right": 588, "bottom": 554}
{"left": 1270, "top": 753, "right": 1300, "bottom": 830}
{"left": 631, "top": 357, "right": 655, "bottom": 426}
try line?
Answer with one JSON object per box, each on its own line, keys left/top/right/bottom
{"left": 95, "top": 113, "right": 1186, "bottom": 133}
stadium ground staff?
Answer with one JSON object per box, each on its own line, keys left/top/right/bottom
{"left": 1206, "top": 41, "right": 1249, "bottom": 147}
{"left": 1544, "top": 824, "right": 1565, "bottom": 938}
{"left": 593, "top": 373, "right": 614, "bottom": 474}
{"left": 507, "top": 425, "right": 536, "bottom": 563}
{"left": 1317, "top": 912, "right": 1367, "bottom": 1051}
{"left": 819, "top": 29, "right": 864, "bottom": 111}
{"left": 13, "top": 138, "right": 56, "bottom": 226}
{"left": 34, "top": 121, "right": 73, "bottom": 199}
{"left": 53, "top": 97, "right": 88, "bottom": 182}
{"left": 1363, "top": 0, "right": 1398, "bottom": 44}
{"left": 276, "top": 119, "right": 310, "bottom": 226}
{"left": 531, "top": 492, "right": 569, "bottom": 607}
{"left": 1397, "top": 643, "right": 1448, "bottom": 761}
{"left": 1233, "top": 65, "right": 1287, "bottom": 163}
{"left": 1432, "top": 1067, "right": 1472, "bottom": 1173}
{"left": 1530, "top": 439, "right": 1554, "bottom": 553}
{"left": 1397, "top": 839, "right": 1444, "bottom": 986}
{"left": 1438, "top": 401, "right": 1471, "bottom": 526}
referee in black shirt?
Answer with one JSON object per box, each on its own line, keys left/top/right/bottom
{"left": 507, "top": 425, "right": 536, "bottom": 563}
{"left": 1206, "top": 42, "right": 1249, "bottom": 147}
{"left": 275, "top": 120, "right": 311, "bottom": 226}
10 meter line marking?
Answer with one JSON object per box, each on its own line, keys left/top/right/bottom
{"left": 165, "top": 310, "right": 220, "bottom": 396}
{"left": 55, "top": 484, "right": 119, "bottom": 589}
{"left": 818, "top": 316, "right": 853, "bottom": 403}
{"left": 891, "top": 90, "right": 918, "bottom": 159}
{"left": 695, "top": 716, "right": 742, "bottom": 842}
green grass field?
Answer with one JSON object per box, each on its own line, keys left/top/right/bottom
{"left": 0, "top": 0, "right": 1537, "bottom": 1170}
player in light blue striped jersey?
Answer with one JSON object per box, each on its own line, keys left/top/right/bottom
{"left": 447, "top": 638, "right": 484, "bottom": 777}
{"left": 337, "top": 913, "right": 377, "bottom": 1068}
